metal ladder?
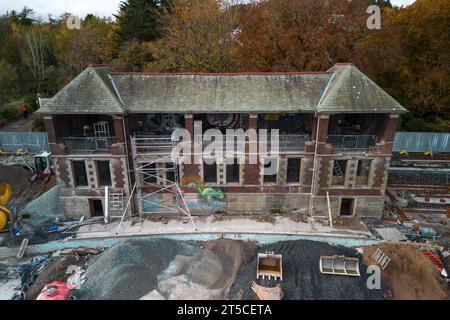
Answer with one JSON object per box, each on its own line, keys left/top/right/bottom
{"left": 333, "top": 161, "right": 343, "bottom": 176}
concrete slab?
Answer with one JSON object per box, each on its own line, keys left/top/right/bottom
{"left": 375, "top": 227, "right": 407, "bottom": 242}
{"left": 75, "top": 216, "right": 373, "bottom": 240}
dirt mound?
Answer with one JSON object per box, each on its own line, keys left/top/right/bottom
{"left": 362, "top": 243, "right": 449, "bottom": 300}
{"left": 157, "top": 238, "right": 257, "bottom": 299}
{"left": 229, "top": 240, "right": 386, "bottom": 300}
{"left": 0, "top": 165, "right": 56, "bottom": 210}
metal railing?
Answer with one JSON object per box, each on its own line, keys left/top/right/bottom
{"left": 133, "top": 135, "right": 174, "bottom": 155}
{"left": 63, "top": 136, "right": 116, "bottom": 154}
{"left": 327, "top": 135, "right": 377, "bottom": 150}
{"left": 270, "top": 134, "right": 310, "bottom": 151}
{"left": 0, "top": 132, "right": 49, "bottom": 154}
{"left": 132, "top": 133, "right": 310, "bottom": 155}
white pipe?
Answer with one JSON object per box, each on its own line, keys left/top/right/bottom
{"left": 326, "top": 191, "right": 333, "bottom": 228}
{"left": 104, "top": 186, "right": 110, "bottom": 224}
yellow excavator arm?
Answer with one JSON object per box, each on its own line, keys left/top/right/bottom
{"left": 0, "top": 184, "right": 13, "bottom": 230}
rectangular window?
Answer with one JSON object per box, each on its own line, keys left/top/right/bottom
{"left": 357, "top": 159, "right": 372, "bottom": 176}
{"left": 332, "top": 160, "right": 347, "bottom": 185}
{"left": 356, "top": 159, "right": 371, "bottom": 186}
{"left": 73, "top": 161, "right": 88, "bottom": 187}
{"left": 226, "top": 160, "right": 240, "bottom": 184}
{"left": 142, "top": 162, "right": 157, "bottom": 185}
{"left": 203, "top": 161, "right": 217, "bottom": 183}
{"left": 263, "top": 157, "right": 278, "bottom": 183}
{"left": 286, "top": 158, "right": 301, "bottom": 183}
{"left": 96, "top": 161, "right": 111, "bottom": 186}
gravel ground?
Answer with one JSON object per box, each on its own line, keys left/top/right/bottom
{"left": 65, "top": 239, "right": 387, "bottom": 300}
{"left": 229, "top": 240, "right": 386, "bottom": 300}
{"left": 73, "top": 239, "right": 200, "bottom": 300}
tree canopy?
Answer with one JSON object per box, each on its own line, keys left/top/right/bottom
{"left": 0, "top": 0, "right": 448, "bottom": 131}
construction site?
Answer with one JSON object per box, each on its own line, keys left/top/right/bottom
{"left": 0, "top": 64, "right": 449, "bottom": 301}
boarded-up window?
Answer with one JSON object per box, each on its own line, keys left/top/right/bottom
{"left": 226, "top": 160, "right": 240, "bottom": 183}
{"left": 203, "top": 161, "right": 217, "bottom": 183}
{"left": 73, "top": 161, "right": 88, "bottom": 187}
{"left": 263, "top": 158, "right": 278, "bottom": 183}
{"left": 97, "top": 161, "right": 111, "bottom": 186}
{"left": 286, "top": 158, "right": 301, "bottom": 183}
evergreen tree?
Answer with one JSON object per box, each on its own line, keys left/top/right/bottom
{"left": 113, "top": 0, "right": 165, "bottom": 45}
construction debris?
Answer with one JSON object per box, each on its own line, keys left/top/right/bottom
{"left": 362, "top": 243, "right": 449, "bottom": 300}
{"left": 372, "top": 248, "right": 391, "bottom": 270}
{"left": 36, "top": 281, "right": 71, "bottom": 300}
{"left": 319, "top": 255, "right": 360, "bottom": 276}
{"left": 16, "top": 238, "right": 28, "bottom": 259}
{"left": 251, "top": 281, "right": 283, "bottom": 300}
{"left": 421, "top": 250, "right": 448, "bottom": 278}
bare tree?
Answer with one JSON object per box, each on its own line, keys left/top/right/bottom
{"left": 22, "top": 26, "right": 48, "bottom": 90}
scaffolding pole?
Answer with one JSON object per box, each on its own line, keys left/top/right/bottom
{"left": 130, "top": 135, "right": 197, "bottom": 231}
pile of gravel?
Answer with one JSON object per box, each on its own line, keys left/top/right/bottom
{"left": 73, "top": 239, "right": 200, "bottom": 300}
{"left": 22, "top": 185, "right": 61, "bottom": 228}
{"left": 229, "top": 240, "right": 386, "bottom": 300}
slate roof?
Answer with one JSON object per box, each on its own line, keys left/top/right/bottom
{"left": 37, "top": 66, "right": 123, "bottom": 115}
{"left": 317, "top": 63, "right": 407, "bottom": 114}
{"left": 109, "top": 72, "right": 332, "bottom": 113}
{"left": 37, "top": 63, "right": 407, "bottom": 115}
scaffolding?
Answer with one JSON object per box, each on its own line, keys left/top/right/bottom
{"left": 130, "top": 135, "right": 197, "bottom": 230}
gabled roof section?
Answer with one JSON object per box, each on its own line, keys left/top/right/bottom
{"left": 109, "top": 72, "right": 332, "bottom": 113}
{"left": 37, "top": 66, "right": 123, "bottom": 115}
{"left": 317, "top": 63, "right": 407, "bottom": 114}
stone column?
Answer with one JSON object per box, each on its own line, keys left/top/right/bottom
{"left": 44, "top": 115, "right": 65, "bottom": 155}
{"left": 243, "top": 113, "right": 260, "bottom": 185}
{"left": 181, "top": 114, "right": 200, "bottom": 181}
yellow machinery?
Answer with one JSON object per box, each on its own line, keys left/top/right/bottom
{"left": 256, "top": 252, "right": 283, "bottom": 281}
{"left": 0, "top": 183, "right": 13, "bottom": 231}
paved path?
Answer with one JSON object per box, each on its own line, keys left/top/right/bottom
{"left": 0, "top": 115, "right": 35, "bottom": 132}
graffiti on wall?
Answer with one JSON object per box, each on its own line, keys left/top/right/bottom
{"left": 181, "top": 176, "right": 226, "bottom": 212}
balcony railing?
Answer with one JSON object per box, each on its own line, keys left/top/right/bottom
{"left": 63, "top": 137, "right": 116, "bottom": 154}
{"left": 260, "top": 134, "right": 310, "bottom": 151}
{"left": 132, "top": 134, "right": 310, "bottom": 155}
{"left": 327, "top": 135, "right": 377, "bottom": 150}
{"left": 133, "top": 135, "right": 174, "bottom": 155}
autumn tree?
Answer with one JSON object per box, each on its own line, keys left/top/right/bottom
{"left": 236, "top": 0, "right": 371, "bottom": 71}
{"left": 147, "top": 0, "right": 241, "bottom": 72}
{"left": 50, "top": 15, "right": 115, "bottom": 79}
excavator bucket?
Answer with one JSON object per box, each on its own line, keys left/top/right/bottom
{"left": 319, "top": 255, "right": 360, "bottom": 276}
{"left": 256, "top": 252, "right": 283, "bottom": 281}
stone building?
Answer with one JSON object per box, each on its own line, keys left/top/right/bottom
{"left": 37, "top": 63, "right": 407, "bottom": 220}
